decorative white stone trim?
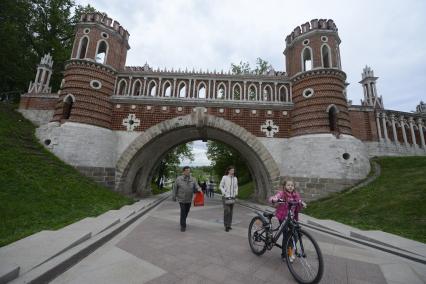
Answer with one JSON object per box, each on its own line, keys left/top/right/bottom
{"left": 267, "top": 110, "right": 272, "bottom": 115}
{"left": 63, "top": 93, "right": 76, "bottom": 102}
{"left": 101, "top": 32, "right": 109, "bottom": 39}
{"left": 83, "top": 28, "right": 90, "bottom": 34}
{"left": 116, "top": 104, "right": 121, "bottom": 109}
{"left": 252, "top": 110, "right": 257, "bottom": 114}
{"left": 219, "top": 108, "right": 224, "bottom": 113}
{"left": 131, "top": 105, "right": 136, "bottom": 109}
{"left": 302, "top": 39, "right": 310, "bottom": 45}
{"left": 303, "top": 88, "right": 314, "bottom": 98}
{"left": 162, "top": 106, "right": 168, "bottom": 111}
{"left": 321, "top": 36, "right": 328, "bottom": 42}
{"left": 90, "top": 80, "right": 102, "bottom": 90}
{"left": 146, "top": 106, "right": 152, "bottom": 110}
{"left": 177, "top": 106, "right": 183, "bottom": 112}
{"left": 122, "top": 114, "right": 140, "bottom": 131}
{"left": 282, "top": 111, "right": 288, "bottom": 116}
{"left": 235, "top": 109, "right": 240, "bottom": 114}
{"left": 261, "top": 119, "right": 279, "bottom": 138}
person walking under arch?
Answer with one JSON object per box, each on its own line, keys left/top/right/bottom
{"left": 172, "top": 166, "right": 200, "bottom": 232}
{"left": 220, "top": 166, "right": 238, "bottom": 232}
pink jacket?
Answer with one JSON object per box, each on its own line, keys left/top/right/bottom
{"left": 269, "top": 190, "right": 303, "bottom": 222}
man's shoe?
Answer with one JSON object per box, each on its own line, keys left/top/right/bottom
{"left": 228, "top": 227, "right": 232, "bottom": 230}
{"left": 225, "top": 227, "right": 229, "bottom": 232}
{"left": 181, "top": 226, "right": 186, "bottom": 232}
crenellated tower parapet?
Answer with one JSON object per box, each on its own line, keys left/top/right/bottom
{"left": 70, "top": 12, "right": 130, "bottom": 71}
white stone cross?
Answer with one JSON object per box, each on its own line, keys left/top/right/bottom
{"left": 260, "top": 119, "right": 279, "bottom": 138}
{"left": 122, "top": 113, "right": 141, "bottom": 131}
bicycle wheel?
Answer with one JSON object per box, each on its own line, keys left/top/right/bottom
{"left": 285, "top": 229, "right": 324, "bottom": 284}
{"left": 248, "top": 216, "right": 267, "bottom": 255}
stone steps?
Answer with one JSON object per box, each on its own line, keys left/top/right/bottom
{"left": 0, "top": 193, "right": 169, "bottom": 284}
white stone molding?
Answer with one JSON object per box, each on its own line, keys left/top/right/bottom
{"left": 390, "top": 114, "right": 399, "bottom": 145}
{"left": 417, "top": 118, "right": 425, "bottom": 149}
{"left": 408, "top": 117, "right": 418, "bottom": 147}
{"left": 122, "top": 114, "right": 141, "bottom": 132}
{"left": 399, "top": 116, "right": 408, "bottom": 146}
{"left": 381, "top": 113, "right": 389, "bottom": 142}
{"left": 376, "top": 112, "right": 383, "bottom": 141}
{"left": 63, "top": 93, "right": 76, "bottom": 102}
{"left": 261, "top": 120, "right": 279, "bottom": 138}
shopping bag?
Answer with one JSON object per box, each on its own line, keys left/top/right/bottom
{"left": 193, "top": 192, "right": 204, "bottom": 206}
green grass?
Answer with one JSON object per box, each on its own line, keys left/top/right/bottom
{"left": 238, "top": 181, "right": 254, "bottom": 200}
{"left": 304, "top": 156, "right": 426, "bottom": 243}
{"left": 151, "top": 182, "right": 171, "bottom": 195}
{"left": 0, "top": 104, "right": 133, "bottom": 247}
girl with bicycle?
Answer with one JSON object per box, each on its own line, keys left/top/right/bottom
{"left": 269, "top": 180, "right": 306, "bottom": 261}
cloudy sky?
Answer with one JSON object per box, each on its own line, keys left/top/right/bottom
{"left": 76, "top": 0, "right": 426, "bottom": 166}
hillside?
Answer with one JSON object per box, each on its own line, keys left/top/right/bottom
{"left": 0, "top": 104, "right": 132, "bottom": 247}
{"left": 304, "top": 156, "right": 426, "bottom": 243}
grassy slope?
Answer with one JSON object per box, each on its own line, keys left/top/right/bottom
{"left": 304, "top": 156, "right": 426, "bottom": 243}
{"left": 0, "top": 104, "right": 132, "bottom": 247}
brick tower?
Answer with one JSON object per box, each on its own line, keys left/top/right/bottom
{"left": 284, "top": 19, "right": 351, "bottom": 137}
{"left": 51, "top": 12, "right": 130, "bottom": 128}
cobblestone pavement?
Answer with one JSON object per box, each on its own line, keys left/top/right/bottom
{"left": 53, "top": 198, "right": 425, "bottom": 284}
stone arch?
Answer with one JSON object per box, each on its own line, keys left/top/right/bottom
{"left": 115, "top": 108, "right": 280, "bottom": 201}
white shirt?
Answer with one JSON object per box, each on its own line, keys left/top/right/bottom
{"left": 220, "top": 175, "right": 238, "bottom": 198}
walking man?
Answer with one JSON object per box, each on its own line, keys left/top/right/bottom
{"left": 172, "top": 166, "right": 200, "bottom": 232}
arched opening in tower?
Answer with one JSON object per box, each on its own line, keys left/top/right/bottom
{"left": 62, "top": 96, "right": 73, "bottom": 119}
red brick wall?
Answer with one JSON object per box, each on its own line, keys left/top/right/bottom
{"left": 285, "top": 33, "right": 340, "bottom": 77}
{"left": 71, "top": 23, "right": 129, "bottom": 71}
{"left": 348, "top": 109, "right": 378, "bottom": 141}
{"left": 111, "top": 104, "right": 292, "bottom": 138}
{"left": 291, "top": 71, "right": 351, "bottom": 136}
{"left": 52, "top": 61, "right": 116, "bottom": 128}
{"left": 19, "top": 95, "right": 57, "bottom": 110}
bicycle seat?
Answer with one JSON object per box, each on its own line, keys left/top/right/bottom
{"left": 263, "top": 212, "right": 274, "bottom": 219}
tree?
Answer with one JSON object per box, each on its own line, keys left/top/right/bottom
{"left": 153, "top": 143, "right": 194, "bottom": 188}
{"left": 230, "top": 57, "right": 270, "bottom": 75}
{"left": 206, "top": 141, "right": 251, "bottom": 185}
{"left": 0, "top": 0, "right": 96, "bottom": 96}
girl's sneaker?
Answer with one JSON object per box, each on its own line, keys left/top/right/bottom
{"left": 289, "top": 254, "right": 296, "bottom": 262}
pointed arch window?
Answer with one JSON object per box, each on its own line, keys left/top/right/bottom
{"left": 263, "top": 85, "right": 272, "bottom": 101}
{"left": 148, "top": 81, "right": 157, "bottom": 96}
{"left": 321, "top": 44, "right": 332, "bottom": 68}
{"left": 133, "top": 80, "right": 142, "bottom": 96}
{"left": 178, "top": 83, "right": 187, "bottom": 98}
{"left": 78, "top": 36, "right": 89, "bottom": 59}
{"left": 163, "top": 81, "right": 172, "bottom": 97}
{"left": 95, "top": 40, "right": 108, "bottom": 64}
{"left": 198, "top": 84, "right": 206, "bottom": 99}
{"left": 279, "top": 86, "right": 288, "bottom": 102}
{"left": 62, "top": 95, "right": 75, "bottom": 119}
{"left": 232, "top": 84, "right": 242, "bottom": 100}
{"left": 302, "top": 47, "right": 313, "bottom": 71}
{"left": 217, "top": 83, "right": 226, "bottom": 99}
{"left": 248, "top": 84, "right": 257, "bottom": 100}
{"left": 117, "top": 79, "right": 127, "bottom": 96}
{"left": 327, "top": 105, "right": 339, "bottom": 131}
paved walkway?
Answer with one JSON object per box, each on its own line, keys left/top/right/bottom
{"left": 51, "top": 197, "right": 426, "bottom": 284}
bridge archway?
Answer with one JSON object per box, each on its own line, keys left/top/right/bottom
{"left": 115, "top": 108, "right": 280, "bottom": 201}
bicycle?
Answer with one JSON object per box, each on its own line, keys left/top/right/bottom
{"left": 248, "top": 200, "right": 324, "bottom": 284}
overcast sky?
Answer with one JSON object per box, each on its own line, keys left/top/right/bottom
{"left": 76, "top": 0, "right": 426, "bottom": 166}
